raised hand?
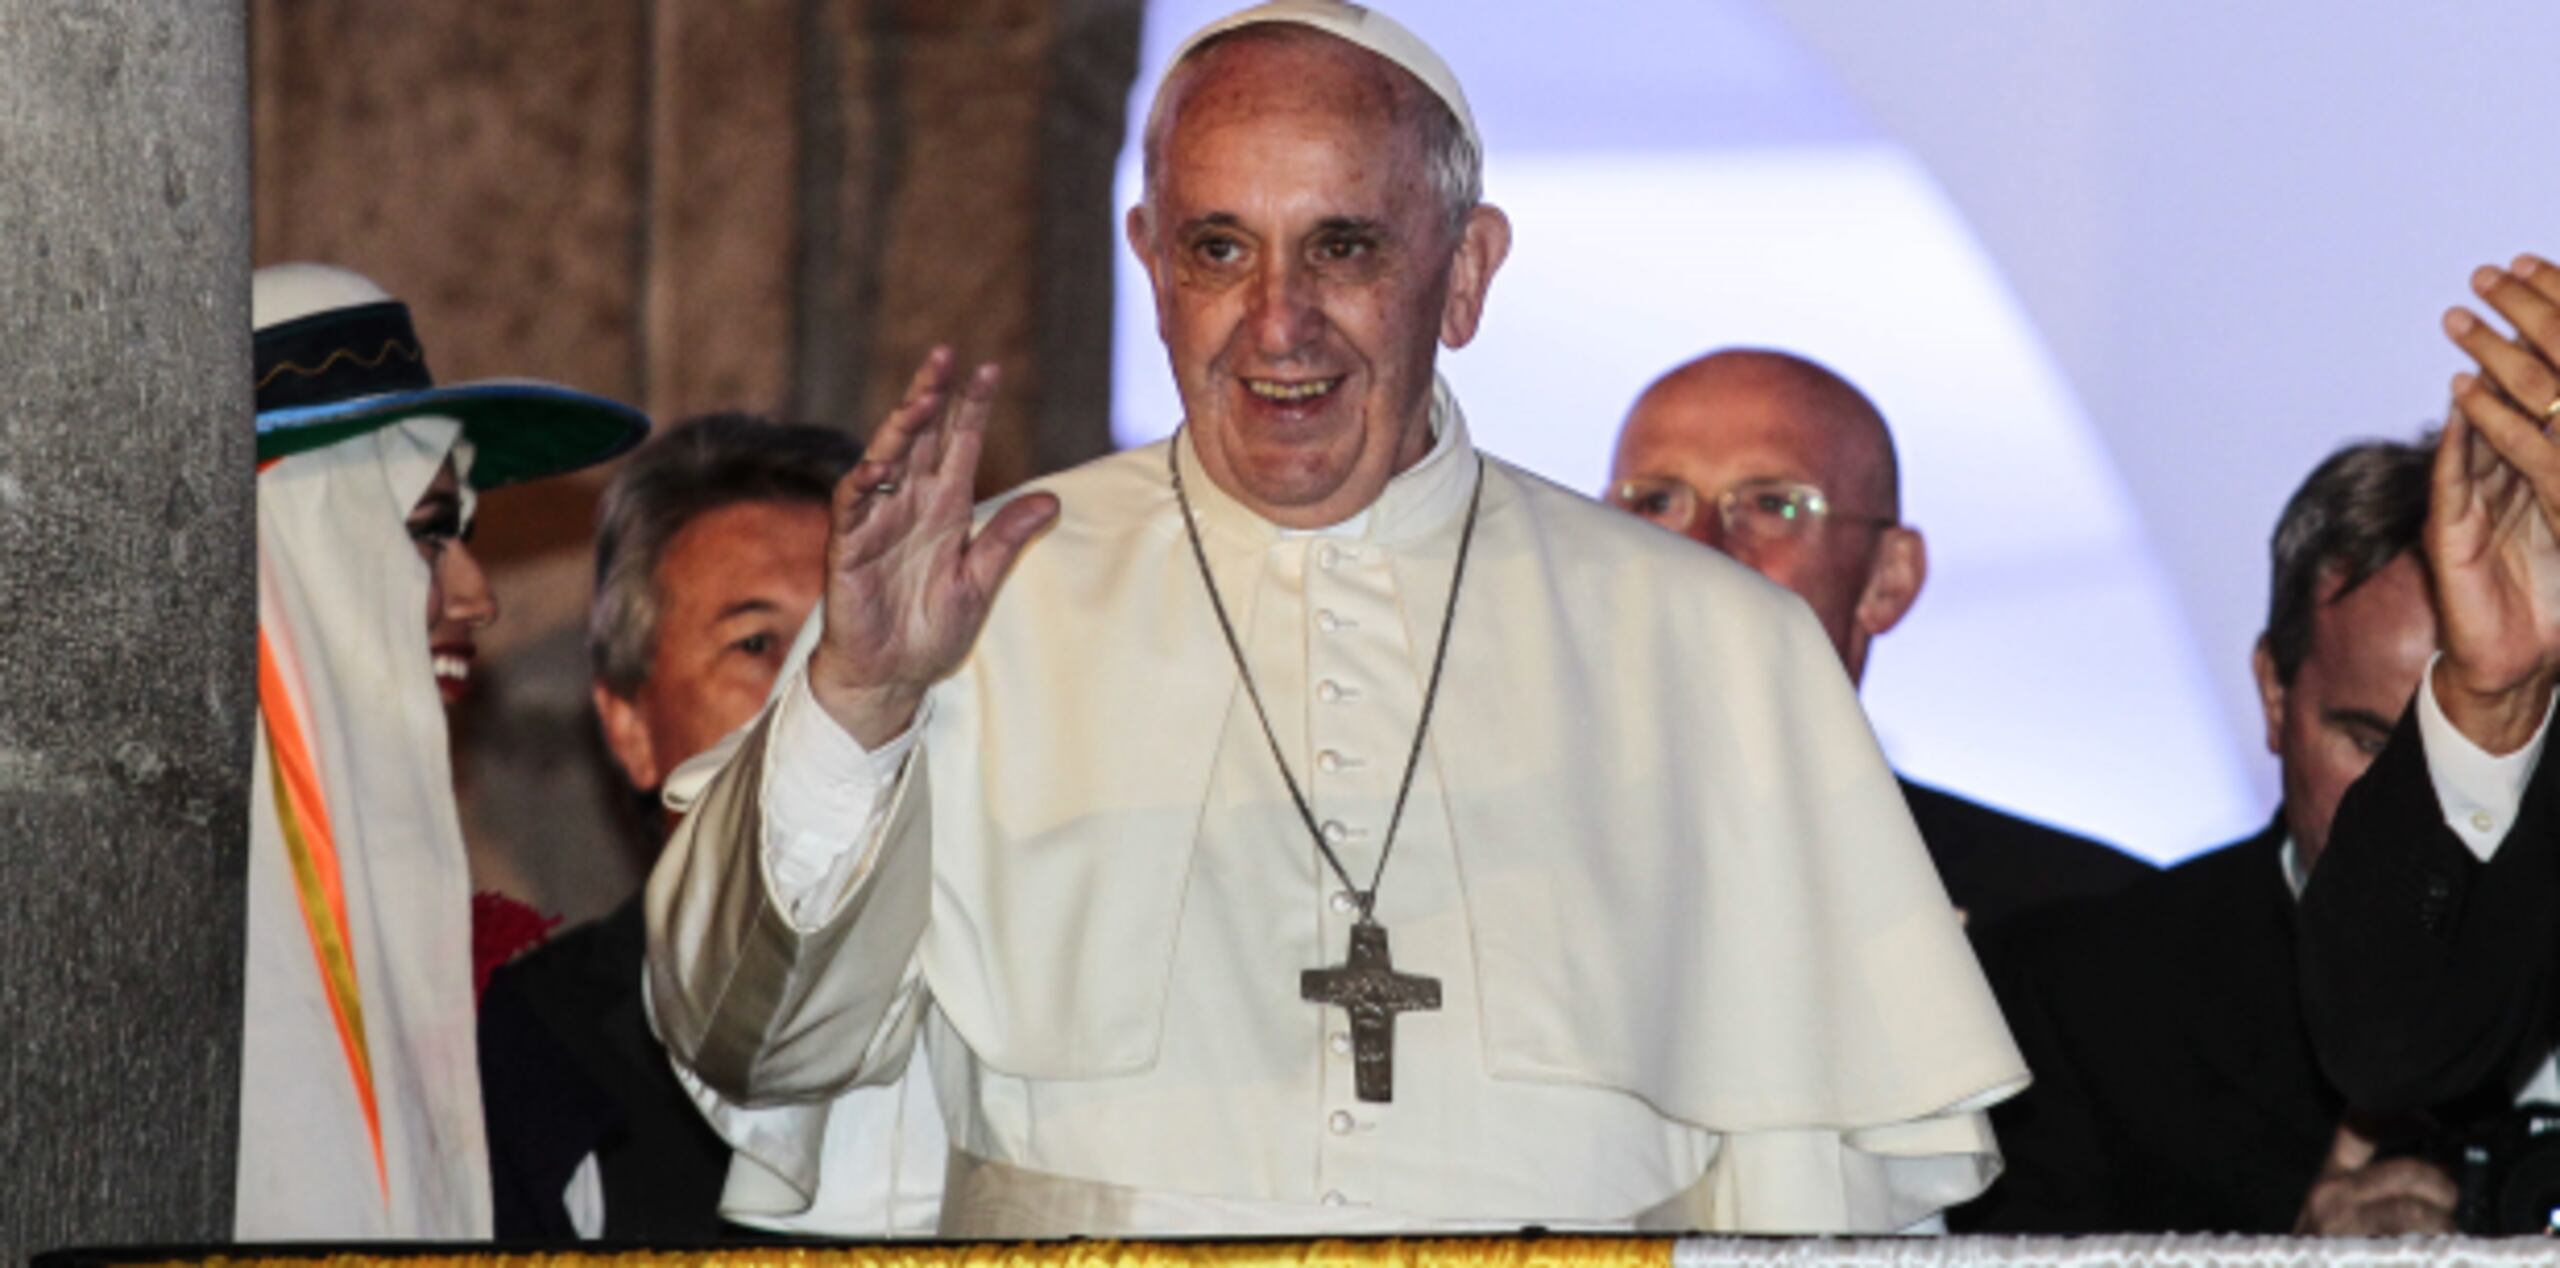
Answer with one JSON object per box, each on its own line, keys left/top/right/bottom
{"left": 808, "top": 348, "right": 1060, "bottom": 747}
{"left": 2432, "top": 255, "right": 2560, "bottom": 754}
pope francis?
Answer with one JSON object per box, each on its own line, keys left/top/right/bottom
{"left": 647, "top": 0, "right": 2025, "bottom": 1236}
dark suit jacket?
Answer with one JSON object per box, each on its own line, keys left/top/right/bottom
{"left": 479, "top": 894, "right": 744, "bottom": 1242}
{"left": 2299, "top": 701, "right": 2560, "bottom": 1113}
{"left": 1900, "top": 776, "right": 2153, "bottom": 931}
{"left": 1955, "top": 820, "right": 2340, "bottom": 1232}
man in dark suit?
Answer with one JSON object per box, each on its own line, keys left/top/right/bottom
{"left": 477, "top": 415, "right": 882, "bottom": 1240}
{"left": 2300, "top": 710, "right": 2560, "bottom": 1118}
{"left": 1961, "top": 437, "right": 2471, "bottom": 1234}
{"left": 2299, "top": 253, "right": 2560, "bottom": 1127}
{"left": 1607, "top": 348, "right": 2148, "bottom": 929}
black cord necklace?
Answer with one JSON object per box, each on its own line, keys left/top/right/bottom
{"left": 1167, "top": 433, "right": 1485, "bottom": 1102}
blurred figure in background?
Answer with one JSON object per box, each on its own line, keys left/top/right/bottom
{"left": 1608, "top": 348, "right": 2149, "bottom": 931}
{"left": 1964, "top": 436, "right": 2467, "bottom": 1234}
{"left": 478, "top": 415, "right": 944, "bottom": 1240}
{"left": 244, "top": 263, "right": 646, "bottom": 1239}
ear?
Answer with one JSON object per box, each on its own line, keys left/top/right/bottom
{"left": 2251, "top": 636, "right": 2286, "bottom": 757}
{"left": 1855, "top": 526, "right": 1928, "bottom": 640}
{"left": 593, "top": 681, "right": 661, "bottom": 793}
{"left": 1439, "top": 204, "right": 1512, "bottom": 349}
{"left": 1126, "top": 205, "right": 1170, "bottom": 343}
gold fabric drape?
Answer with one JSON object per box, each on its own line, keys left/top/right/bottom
{"left": 178, "top": 1238, "right": 1673, "bottom": 1268}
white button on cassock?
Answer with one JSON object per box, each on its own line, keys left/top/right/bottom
{"left": 1329, "top": 1110, "right": 1355, "bottom": 1135}
{"left": 1317, "top": 749, "right": 1343, "bottom": 772}
{"left": 1316, "top": 609, "right": 1341, "bottom": 633}
{"left": 2472, "top": 810, "right": 2495, "bottom": 832}
{"left": 1322, "top": 820, "right": 1348, "bottom": 844}
{"left": 1317, "top": 680, "right": 1343, "bottom": 703}
{"left": 1329, "top": 890, "right": 1357, "bottom": 915}
{"left": 1329, "top": 1031, "right": 1351, "bottom": 1056}
{"left": 1321, "top": 1190, "right": 1348, "bottom": 1207}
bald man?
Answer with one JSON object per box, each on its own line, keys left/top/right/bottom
{"left": 1609, "top": 348, "right": 2150, "bottom": 929}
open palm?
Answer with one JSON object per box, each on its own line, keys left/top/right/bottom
{"left": 2432, "top": 253, "right": 2560, "bottom": 750}
{"left": 809, "top": 348, "right": 1059, "bottom": 747}
{"left": 2431, "top": 412, "right": 2560, "bottom": 700}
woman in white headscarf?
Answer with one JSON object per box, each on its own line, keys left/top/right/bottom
{"left": 240, "top": 264, "right": 647, "bottom": 1240}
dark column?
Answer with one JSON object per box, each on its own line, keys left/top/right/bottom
{"left": 799, "top": 0, "right": 1142, "bottom": 494}
{"left": 0, "top": 3, "right": 253, "bottom": 1258}
{"left": 1032, "top": 0, "right": 1146, "bottom": 479}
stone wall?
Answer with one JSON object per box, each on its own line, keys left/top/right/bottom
{"left": 0, "top": 3, "right": 253, "bottom": 1256}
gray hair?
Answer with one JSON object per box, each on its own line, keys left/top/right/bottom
{"left": 1137, "top": 24, "right": 1481, "bottom": 239}
{"left": 2262, "top": 436, "right": 2434, "bottom": 685}
{"left": 587, "top": 413, "right": 861, "bottom": 695}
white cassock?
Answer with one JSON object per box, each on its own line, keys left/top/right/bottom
{"left": 647, "top": 383, "right": 2026, "bottom": 1236}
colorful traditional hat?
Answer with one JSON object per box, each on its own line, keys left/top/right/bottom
{"left": 253, "top": 263, "right": 649, "bottom": 489}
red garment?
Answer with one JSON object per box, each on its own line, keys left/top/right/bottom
{"left": 470, "top": 891, "right": 559, "bottom": 1004}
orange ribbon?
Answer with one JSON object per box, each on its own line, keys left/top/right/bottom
{"left": 257, "top": 627, "right": 389, "bottom": 1204}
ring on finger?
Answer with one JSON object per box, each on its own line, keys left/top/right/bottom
{"left": 2543, "top": 396, "right": 2560, "bottom": 423}
{"left": 872, "top": 479, "right": 901, "bottom": 495}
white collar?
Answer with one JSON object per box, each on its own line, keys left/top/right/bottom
{"left": 1175, "top": 376, "right": 1476, "bottom": 550}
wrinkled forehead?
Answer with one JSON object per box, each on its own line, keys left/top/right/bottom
{"left": 1155, "top": 3, "right": 1478, "bottom": 149}
{"left": 2309, "top": 551, "right": 2438, "bottom": 665}
{"left": 1165, "top": 28, "right": 1411, "bottom": 135}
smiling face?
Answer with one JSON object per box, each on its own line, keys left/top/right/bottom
{"left": 1130, "top": 30, "right": 1508, "bottom": 528}
{"left": 405, "top": 458, "right": 497, "bottom": 707}
{"left": 593, "top": 498, "right": 829, "bottom": 793}
{"left": 2254, "top": 551, "right": 2438, "bottom": 871}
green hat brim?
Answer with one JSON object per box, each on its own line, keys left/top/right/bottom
{"left": 255, "top": 380, "right": 649, "bottom": 489}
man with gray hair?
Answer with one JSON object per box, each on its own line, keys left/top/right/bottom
{"left": 480, "top": 415, "right": 942, "bottom": 1240}
{"left": 647, "top": 0, "right": 2021, "bottom": 1235}
{"left": 585, "top": 415, "right": 859, "bottom": 803}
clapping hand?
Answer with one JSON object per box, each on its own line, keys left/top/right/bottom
{"left": 2430, "top": 254, "right": 2560, "bottom": 754}
{"left": 808, "top": 348, "right": 1060, "bottom": 747}
{"left": 2293, "top": 1121, "right": 2458, "bottom": 1236}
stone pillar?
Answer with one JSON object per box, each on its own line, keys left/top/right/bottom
{"left": 0, "top": 4, "right": 253, "bottom": 1259}
{"left": 799, "top": 0, "right": 1140, "bottom": 494}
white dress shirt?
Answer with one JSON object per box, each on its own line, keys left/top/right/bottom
{"left": 2399, "top": 654, "right": 2560, "bottom": 1103}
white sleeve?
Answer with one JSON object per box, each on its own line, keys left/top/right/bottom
{"left": 563, "top": 1152, "right": 604, "bottom": 1240}
{"left": 761, "top": 668, "right": 926, "bottom": 930}
{"left": 2415, "top": 652, "right": 2556, "bottom": 862}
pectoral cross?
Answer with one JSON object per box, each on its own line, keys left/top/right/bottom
{"left": 1301, "top": 919, "right": 1441, "bottom": 1103}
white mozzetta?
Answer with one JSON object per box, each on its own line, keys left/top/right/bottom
{"left": 649, "top": 384, "right": 2022, "bottom": 1235}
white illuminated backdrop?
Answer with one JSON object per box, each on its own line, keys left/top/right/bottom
{"left": 1109, "top": 0, "right": 2560, "bottom": 863}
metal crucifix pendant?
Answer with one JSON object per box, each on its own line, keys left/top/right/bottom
{"left": 1300, "top": 919, "right": 1441, "bottom": 1103}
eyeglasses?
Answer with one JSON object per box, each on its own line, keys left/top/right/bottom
{"left": 1607, "top": 475, "right": 1896, "bottom": 543}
